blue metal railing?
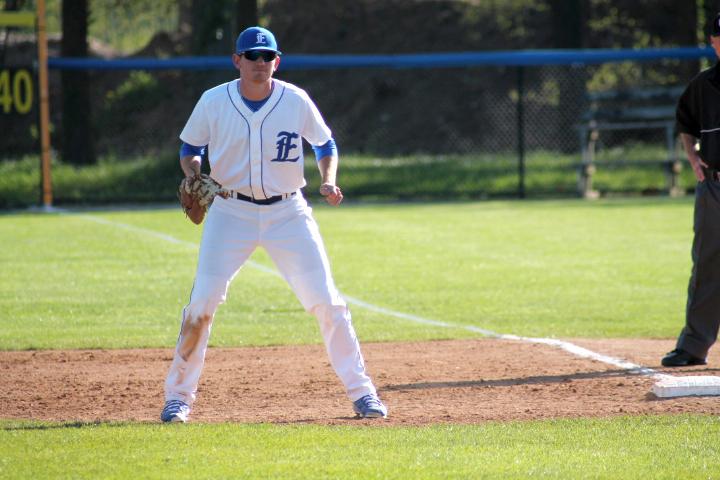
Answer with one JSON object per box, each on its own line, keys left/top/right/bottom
{"left": 48, "top": 47, "right": 716, "bottom": 71}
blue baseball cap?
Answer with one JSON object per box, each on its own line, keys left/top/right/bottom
{"left": 236, "top": 26, "right": 281, "bottom": 54}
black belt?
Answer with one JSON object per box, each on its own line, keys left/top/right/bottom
{"left": 234, "top": 191, "right": 295, "bottom": 205}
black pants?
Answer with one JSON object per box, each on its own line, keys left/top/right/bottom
{"left": 677, "top": 178, "right": 720, "bottom": 358}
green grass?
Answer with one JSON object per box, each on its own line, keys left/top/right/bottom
{"left": 0, "top": 198, "right": 711, "bottom": 478}
{"left": 324, "top": 198, "right": 693, "bottom": 340}
{"left": 0, "top": 197, "right": 694, "bottom": 350}
{"left": 2, "top": 415, "right": 718, "bottom": 479}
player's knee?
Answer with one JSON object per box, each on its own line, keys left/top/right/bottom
{"left": 178, "top": 309, "right": 214, "bottom": 361}
{"left": 313, "top": 304, "right": 351, "bottom": 328}
{"left": 184, "top": 311, "right": 213, "bottom": 328}
{"left": 183, "top": 307, "right": 214, "bottom": 335}
{"left": 183, "top": 311, "right": 213, "bottom": 337}
{"left": 185, "top": 296, "right": 220, "bottom": 322}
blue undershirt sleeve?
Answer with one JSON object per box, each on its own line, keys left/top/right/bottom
{"left": 179, "top": 142, "right": 206, "bottom": 159}
{"left": 312, "top": 138, "right": 338, "bottom": 162}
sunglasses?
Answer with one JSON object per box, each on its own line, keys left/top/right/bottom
{"left": 242, "top": 50, "right": 278, "bottom": 62}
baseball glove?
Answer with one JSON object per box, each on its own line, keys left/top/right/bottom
{"left": 178, "top": 174, "right": 230, "bottom": 225}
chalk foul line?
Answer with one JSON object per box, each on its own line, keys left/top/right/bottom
{"left": 79, "top": 213, "right": 669, "bottom": 381}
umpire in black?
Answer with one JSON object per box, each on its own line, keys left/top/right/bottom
{"left": 662, "top": 13, "right": 720, "bottom": 367}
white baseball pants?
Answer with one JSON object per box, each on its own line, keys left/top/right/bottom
{"left": 164, "top": 193, "right": 377, "bottom": 407}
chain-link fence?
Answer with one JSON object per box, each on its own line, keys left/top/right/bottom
{"left": 0, "top": 51, "right": 714, "bottom": 204}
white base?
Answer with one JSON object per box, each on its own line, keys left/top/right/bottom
{"left": 652, "top": 376, "right": 720, "bottom": 398}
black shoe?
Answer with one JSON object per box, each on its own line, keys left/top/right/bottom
{"left": 661, "top": 349, "right": 707, "bottom": 367}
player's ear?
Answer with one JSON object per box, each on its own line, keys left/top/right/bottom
{"left": 273, "top": 56, "right": 281, "bottom": 72}
{"left": 232, "top": 53, "right": 242, "bottom": 70}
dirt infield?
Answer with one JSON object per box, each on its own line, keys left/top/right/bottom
{"left": 3, "top": 339, "right": 720, "bottom": 425}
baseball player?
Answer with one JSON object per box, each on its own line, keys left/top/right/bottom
{"left": 160, "top": 26, "right": 387, "bottom": 422}
{"left": 661, "top": 13, "right": 720, "bottom": 367}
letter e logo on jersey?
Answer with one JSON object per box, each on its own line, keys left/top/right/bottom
{"left": 272, "top": 131, "right": 300, "bottom": 162}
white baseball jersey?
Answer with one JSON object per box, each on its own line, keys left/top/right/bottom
{"left": 179, "top": 79, "right": 332, "bottom": 199}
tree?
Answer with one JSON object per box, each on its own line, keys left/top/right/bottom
{"left": 176, "top": 0, "right": 257, "bottom": 55}
{"left": 548, "top": 0, "right": 585, "bottom": 49}
{"left": 235, "top": 0, "right": 259, "bottom": 37}
{"left": 61, "top": 0, "right": 95, "bottom": 165}
{"left": 547, "top": 0, "right": 587, "bottom": 152}
{"left": 1, "top": 0, "right": 23, "bottom": 64}
{"left": 702, "top": 0, "right": 720, "bottom": 40}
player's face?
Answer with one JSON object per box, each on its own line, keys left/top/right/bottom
{"left": 233, "top": 51, "right": 280, "bottom": 84}
{"left": 712, "top": 35, "right": 720, "bottom": 60}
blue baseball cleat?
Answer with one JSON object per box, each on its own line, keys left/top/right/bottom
{"left": 352, "top": 394, "right": 388, "bottom": 418}
{"left": 160, "top": 399, "right": 191, "bottom": 423}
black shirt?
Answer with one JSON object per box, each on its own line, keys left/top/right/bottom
{"left": 676, "top": 61, "right": 720, "bottom": 168}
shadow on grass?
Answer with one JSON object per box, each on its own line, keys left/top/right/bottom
{"left": 1, "top": 420, "right": 143, "bottom": 431}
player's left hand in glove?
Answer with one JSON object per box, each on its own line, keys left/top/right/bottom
{"left": 179, "top": 174, "right": 230, "bottom": 224}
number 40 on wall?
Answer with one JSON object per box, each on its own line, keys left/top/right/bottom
{"left": 0, "top": 68, "right": 34, "bottom": 115}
